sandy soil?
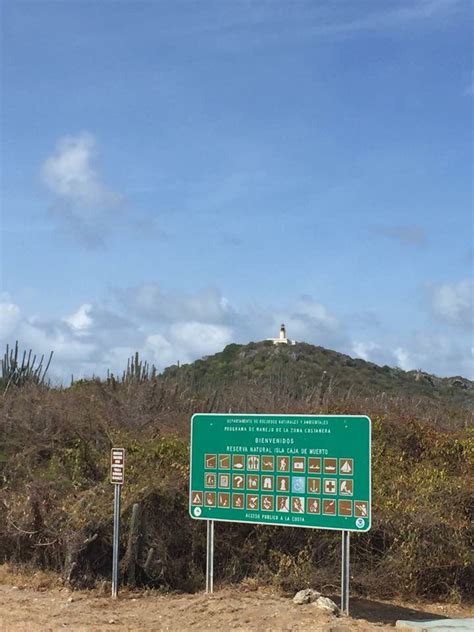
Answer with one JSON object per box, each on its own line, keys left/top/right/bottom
{"left": 0, "top": 567, "right": 471, "bottom": 632}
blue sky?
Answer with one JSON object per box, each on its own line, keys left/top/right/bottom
{"left": 1, "top": 0, "right": 473, "bottom": 381}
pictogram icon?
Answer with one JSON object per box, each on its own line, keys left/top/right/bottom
{"left": 219, "top": 473, "right": 230, "bottom": 488}
{"left": 232, "top": 474, "right": 245, "bottom": 489}
{"left": 324, "top": 478, "right": 337, "bottom": 494}
{"left": 324, "top": 458, "right": 337, "bottom": 474}
{"left": 339, "top": 479, "right": 353, "bottom": 496}
{"left": 292, "top": 457, "right": 306, "bottom": 473}
{"left": 261, "top": 495, "right": 274, "bottom": 511}
{"left": 232, "top": 455, "right": 245, "bottom": 469}
{"left": 219, "top": 454, "right": 231, "bottom": 469}
{"left": 205, "top": 454, "right": 217, "bottom": 469}
{"left": 307, "top": 498, "right": 320, "bottom": 514}
{"left": 354, "top": 501, "right": 368, "bottom": 517}
{"left": 261, "top": 475, "right": 274, "bottom": 491}
{"left": 246, "top": 494, "right": 259, "bottom": 510}
{"left": 204, "top": 492, "right": 216, "bottom": 507}
{"left": 232, "top": 493, "right": 244, "bottom": 509}
{"left": 307, "top": 478, "right": 321, "bottom": 494}
{"left": 261, "top": 456, "right": 275, "bottom": 471}
{"left": 247, "top": 455, "right": 260, "bottom": 471}
{"left": 338, "top": 500, "right": 352, "bottom": 516}
{"left": 276, "top": 476, "right": 289, "bottom": 492}
{"left": 291, "top": 497, "right": 305, "bottom": 513}
{"left": 247, "top": 474, "right": 259, "bottom": 490}
{"left": 339, "top": 459, "right": 353, "bottom": 475}
{"left": 277, "top": 496, "right": 290, "bottom": 512}
{"left": 205, "top": 473, "right": 217, "bottom": 488}
{"left": 323, "top": 499, "right": 336, "bottom": 515}
{"left": 308, "top": 457, "right": 321, "bottom": 473}
{"left": 277, "top": 456, "right": 290, "bottom": 472}
{"left": 218, "top": 492, "right": 230, "bottom": 508}
{"left": 291, "top": 476, "right": 305, "bottom": 494}
{"left": 191, "top": 491, "right": 203, "bottom": 505}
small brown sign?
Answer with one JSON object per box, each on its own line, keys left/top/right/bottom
{"left": 191, "top": 491, "right": 203, "bottom": 505}
{"left": 354, "top": 501, "right": 368, "bottom": 517}
{"left": 308, "top": 478, "right": 321, "bottom": 494}
{"left": 338, "top": 500, "right": 352, "bottom": 516}
{"left": 261, "top": 456, "right": 275, "bottom": 471}
{"left": 308, "top": 457, "right": 321, "bottom": 473}
{"left": 218, "top": 492, "right": 230, "bottom": 508}
{"left": 219, "top": 454, "right": 231, "bottom": 469}
{"left": 323, "top": 499, "right": 336, "bottom": 515}
{"left": 204, "top": 492, "right": 216, "bottom": 507}
{"left": 232, "top": 493, "right": 244, "bottom": 509}
{"left": 277, "top": 456, "right": 290, "bottom": 472}
{"left": 324, "top": 458, "right": 337, "bottom": 474}
{"left": 110, "top": 448, "right": 125, "bottom": 485}
{"left": 232, "top": 455, "right": 245, "bottom": 469}
{"left": 261, "top": 495, "right": 274, "bottom": 511}
{"left": 246, "top": 494, "right": 259, "bottom": 510}
{"left": 204, "top": 454, "right": 217, "bottom": 469}
{"left": 292, "top": 457, "right": 306, "bottom": 473}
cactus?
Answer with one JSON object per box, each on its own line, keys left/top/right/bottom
{"left": 1, "top": 341, "right": 53, "bottom": 389}
{"left": 120, "top": 351, "right": 157, "bottom": 383}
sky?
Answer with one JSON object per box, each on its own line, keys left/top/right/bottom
{"left": 0, "top": 0, "right": 473, "bottom": 382}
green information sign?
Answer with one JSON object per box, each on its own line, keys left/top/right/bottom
{"left": 189, "top": 414, "right": 371, "bottom": 532}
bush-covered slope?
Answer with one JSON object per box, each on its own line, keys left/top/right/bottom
{"left": 162, "top": 341, "right": 473, "bottom": 428}
{"left": 0, "top": 372, "right": 472, "bottom": 601}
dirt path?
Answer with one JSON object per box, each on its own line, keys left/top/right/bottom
{"left": 0, "top": 584, "right": 472, "bottom": 632}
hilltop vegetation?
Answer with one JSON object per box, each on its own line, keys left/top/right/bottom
{"left": 0, "top": 341, "right": 472, "bottom": 602}
{"left": 162, "top": 341, "right": 473, "bottom": 429}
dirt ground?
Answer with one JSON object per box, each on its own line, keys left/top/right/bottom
{"left": 0, "top": 566, "right": 472, "bottom": 632}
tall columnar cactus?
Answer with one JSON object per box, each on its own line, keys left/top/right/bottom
{"left": 121, "top": 351, "right": 157, "bottom": 383}
{"left": 1, "top": 341, "right": 53, "bottom": 388}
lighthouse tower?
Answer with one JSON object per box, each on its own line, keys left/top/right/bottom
{"left": 267, "top": 323, "right": 296, "bottom": 345}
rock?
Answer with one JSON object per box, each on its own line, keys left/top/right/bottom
{"left": 314, "top": 596, "right": 340, "bottom": 615}
{"left": 108, "top": 619, "right": 115, "bottom": 625}
{"left": 67, "top": 596, "right": 74, "bottom": 603}
{"left": 293, "top": 588, "right": 321, "bottom": 604}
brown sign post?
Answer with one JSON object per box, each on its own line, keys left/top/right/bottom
{"left": 111, "top": 448, "right": 125, "bottom": 485}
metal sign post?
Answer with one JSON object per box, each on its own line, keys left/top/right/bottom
{"left": 341, "top": 530, "right": 350, "bottom": 615}
{"left": 205, "top": 519, "right": 214, "bottom": 594}
{"left": 112, "top": 483, "right": 122, "bottom": 599}
{"left": 110, "top": 448, "right": 125, "bottom": 599}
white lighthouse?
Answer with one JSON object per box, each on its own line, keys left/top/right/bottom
{"left": 267, "top": 323, "right": 296, "bottom": 346}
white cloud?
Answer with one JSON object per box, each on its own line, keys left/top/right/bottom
{"left": 116, "top": 284, "right": 233, "bottom": 325}
{"left": 393, "top": 346, "right": 413, "bottom": 371}
{"left": 64, "top": 303, "right": 93, "bottom": 333}
{"left": 168, "top": 321, "right": 233, "bottom": 359}
{"left": 42, "top": 133, "right": 113, "bottom": 205}
{"left": 41, "top": 132, "right": 125, "bottom": 247}
{"left": 352, "top": 341, "right": 381, "bottom": 362}
{"left": 0, "top": 301, "right": 21, "bottom": 339}
{"left": 431, "top": 279, "right": 473, "bottom": 329}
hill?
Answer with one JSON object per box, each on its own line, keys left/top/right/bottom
{"left": 161, "top": 341, "right": 473, "bottom": 423}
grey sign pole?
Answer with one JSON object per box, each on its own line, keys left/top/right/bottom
{"left": 110, "top": 448, "right": 125, "bottom": 599}
{"left": 112, "top": 483, "right": 121, "bottom": 599}
{"left": 341, "top": 530, "right": 350, "bottom": 615}
{"left": 206, "top": 519, "right": 214, "bottom": 593}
